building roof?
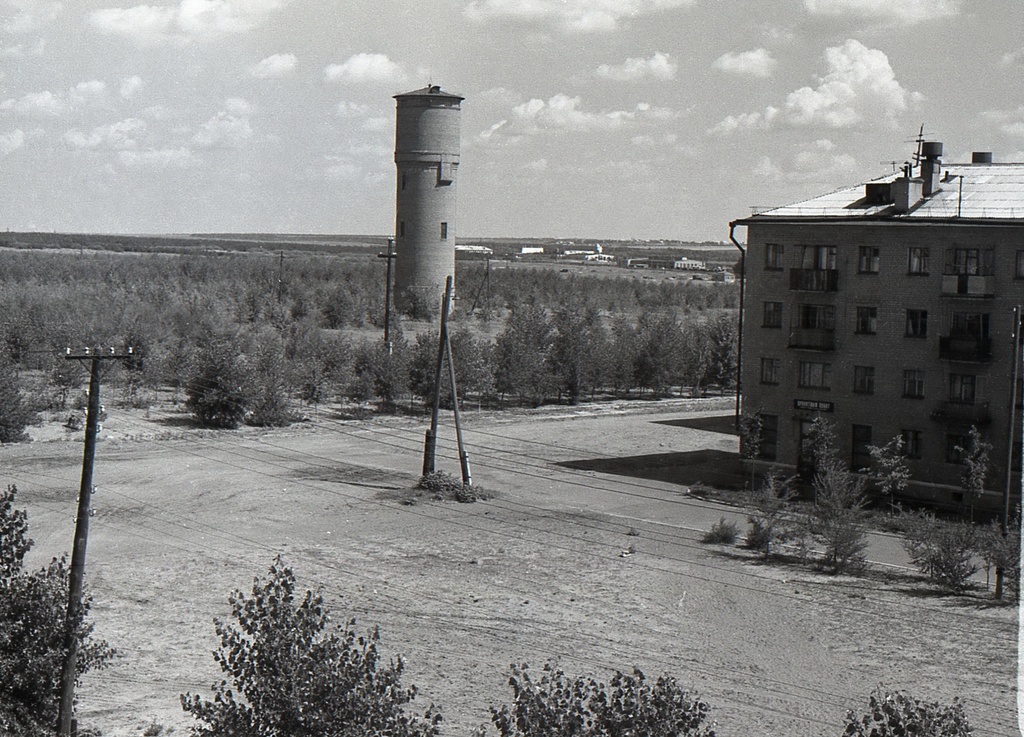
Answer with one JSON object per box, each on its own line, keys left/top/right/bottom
{"left": 394, "top": 84, "right": 464, "bottom": 102}
{"left": 737, "top": 161, "right": 1024, "bottom": 224}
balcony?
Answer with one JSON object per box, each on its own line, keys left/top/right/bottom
{"left": 939, "top": 336, "right": 992, "bottom": 362}
{"left": 788, "top": 327, "right": 835, "bottom": 351}
{"left": 789, "top": 268, "right": 839, "bottom": 292}
{"left": 930, "top": 401, "right": 992, "bottom": 426}
{"left": 940, "top": 274, "right": 994, "bottom": 298}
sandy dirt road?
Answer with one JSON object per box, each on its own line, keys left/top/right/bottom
{"left": 3, "top": 398, "right": 1018, "bottom": 736}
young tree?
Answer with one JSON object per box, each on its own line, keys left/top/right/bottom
{"left": 867, "top": 435, "right": 910, "bottom": 512}
{"left": 809, "top": 465, "right": 868, "bottom": 574}
{"left": 902, "top": 513, "right": 978, "bottom": 594}
{"left": 243, "top": 330, "right": 292, "bottom": 427}
{"left": 955, "top": 426, "right": 991, "bottom": 521}
{"left": 0, "top": 484, "right": 114, "bottom": 735}
{"left": 181, "top": 557, "right": 441, "bottom": 737}
{"left": 0, "top": 350, "right": 35, "bottom": 444}
{"left": 633, "top": 312, "right": 684, "bottom": 397}
{"left": 549, "top": 302, "right": 607, "bottom": 404}
{"left": 493, "top": 304, "right": 553, "bottom": 406}
{"left": 490, "top": 662, "right": 715, "bottom": 737}
{"left": 185, "top": 338, "right": 251, "bottom": 428}
{"left": 745, "top": 470, "right": 797, "bottom": 561}
{"left": 843, "top": 688, "right": 972, "bottom": 737}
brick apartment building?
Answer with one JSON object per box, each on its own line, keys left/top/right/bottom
{"left": 732, "top": 143, "right": 1023, "bottom": 509}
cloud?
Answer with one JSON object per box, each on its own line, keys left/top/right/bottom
{"left": 523, "top": 158, "right": 548, "bottom": 172}
{"left": 1, "top": 90, "right": 68, "bottom": 116}
{"left": 0, "top": 38, "right": 46, "bottom": 58}
{"left": 64, "top": 118, "right": 148, "bottom": 150}
{"left": 465, "top": 0, "right": 694, "bottom": 33}
{"left": 1001, "top": 47, "right": 1024, "bottom": 67}
{"left": 484, "top": 94, "right": 677, "bottom": 142}
{"left": 596, "top": 52, "right": 677, "bottom": 81}
{"left": 0, "top": 129, "right": 25, "bottom": 155}
{"left": 336, "top": 101, "right": 371, "bottom": 118}
{"left": 89, "top": 0, "right": 287, "bottom": 45}
{"left": 192, "top": 98, "right": 253, "bottom": 148}
{"left": 803, "top": 0, "right": 959, "bottom": 25}
{"left": 981, "top": 106, "right": 1024, "bottom": 139}
{"left": 713, "top": 48, "right": 777, "bottom": 78}
{"left": 324, "top": 53, "right": 405, "bottom": 84}
{"left": 250, "top": 52, "right": 297, "bottom": 78}
{"left": 711, "top": 39, "right": 918, "bottom": 133}
{"left": 2, "top": 1, "right": 62, "bottom": 34}
{"left": 120, "top": 75, "right": 144, "bottom": 98}
{"left": 754, "top": 140, "right": 859, "bottom": 183}
{"left": 118, "top": 147, "right": 200, "bottom": 169}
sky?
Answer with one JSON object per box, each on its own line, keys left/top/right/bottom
{"left": 1, "top": 0, "right": 1023, "bottom": 242}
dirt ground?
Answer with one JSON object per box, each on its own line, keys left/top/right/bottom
{"left": 3, "top": 398, "right": 1018, "bottom": 737}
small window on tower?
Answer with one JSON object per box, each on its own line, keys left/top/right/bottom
{"left": 440, "top": 222, "right": 448, "bottom": 240}
{"left": 399, "top": 221, "right": 406, "bottom": 237}
{"left": 401, "top": 174, "right": 407, "bottom": 191}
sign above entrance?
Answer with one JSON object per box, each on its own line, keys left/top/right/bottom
{"left": 794, "top": 399, "right": 834, "bottom": 412}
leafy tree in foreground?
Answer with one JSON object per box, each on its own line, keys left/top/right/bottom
{"left": 490, "top": 662, "right": 715, "bottom": 737}
{"left": 0, "top": 484, "right": 114, "bottom": 736}
{"left": 181, "top": 557, "right": 441, "bottom": 737}
{"left": 843, "top": 688, "right": 972, "bottom": 737}
{"left": 0, "top": 351, "right": 35, "bottom": 444}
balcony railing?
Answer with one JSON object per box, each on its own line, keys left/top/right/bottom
{"left": 789, "top": 268, "right": 839, "bottom": 292}
{"left": 930, "top": 401, "right": 992, "bottom": 426}
{"left": 788, "top": 327, "right": 835, "bottom": 351}
{"left": 939, "top": 336, "right": 992, "bottom": 362}
{"left": 940, "top": 274, "right": 994, "bottom": 297}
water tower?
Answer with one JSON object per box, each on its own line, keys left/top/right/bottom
{"left": 393, "top": 84, "right": 463, "bottom": 314}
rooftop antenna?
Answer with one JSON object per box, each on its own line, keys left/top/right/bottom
{"left": 910, "top": 123, "right": 926, "bottom": 165}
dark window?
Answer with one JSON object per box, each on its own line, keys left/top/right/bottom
{"left": 908, "top": 247, "right": 929, "bottom": 275}
{"left": 763, "top": 301, "right": 783, "bottom": 328}
{"left": 1017, "top": 250, "right": 1024, "bottom": 278}
{"left": 401, "top": 173, "right": 407, "bottom": 190}
{"left": 760, "top": 358, "right": 780, "bottom": 385}
{"left": 799, "top": 361, "right": 831, "bottom": 389}
{"left": 759, "top": 414, "right": 779, "bottom": 461}
{"left": 903, "top": 369, "right": 925, "bottom": 398}
{"left": 901, "top": 430, "right": 923, "bottom": 460}
{"left": 765, "top": 243, "right": 784, "bottom": 270}
{"left": 858, "top": 246, "right": 880, "bottom": 274}
{"left": 950, "top": 312, "right": 989, "bottom": 339}
{"left": 946, "top": 433, "right": 969, "bottom": 464}
{"left": 852, "top": 424, "right": 873, "bottom": 469}
{"left": 798, "top": 245, "right": 836, "bottom": 270}
{"left": 853, "top": 366, "right": 875, "bottom": 395}
{"left": 948, "top": 373, "right": 976, "bottom": 403}
{"left": 399, "top": 221, "right": 406, "bottom": 237}
{"left": 440, "top": 221, "right": 448, "bottom": 239}
{"left": 906, "top": 309, "right": 928, "bottom": 338}
{"left": 855, "top": 306, "right": 877, "bottom": 335}
{"left": 795, "top": 304, "right": 835, "bottom": 329}
{"left": 950, "top": 248, "right": 980, "bottom": 275}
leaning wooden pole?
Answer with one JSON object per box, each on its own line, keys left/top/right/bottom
{"left": 422, "top": 277, "right": 453, "bottom": 476}
{"left": 445, "top": 325, "right": 472, "bottom": 486}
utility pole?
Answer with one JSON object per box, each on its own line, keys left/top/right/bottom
{"left": 998, "top": 306, "right": 1022, "bottom": 599}
{"left": 276, "top": 251, "right": 284, "bottom": 304}
{"left": 422, "top": 278, "right": 452, "bottom": 476}
{"left": 378, "top": 238, "right": 396, "bottom": 354}
{"left": 57, "top": 347, "right": 132, "bottom": 737}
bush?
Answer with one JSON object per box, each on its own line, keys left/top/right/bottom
{"left": 490, "top": 662, "right": 716, "bottom": 737}
{"left": 184, "top": 339, "right": 250, "bottom": 429}
{"left": 745, "top": 470, "right": 796, "bottom": 561}
{"left": 975, "top": 517, "right": 1021, "bottom": 600}
{"left": 702, "top": 517, "right": 738, "bottom": 545}
{"left": 902, "top": 513, "right": 978, "bottom": 594}
{"left": 0, "top": 484, "right": 114, "bottom": 735}
{"left": 843, "top": 688, "right": 972, "bottom": 737}
{"left": 181, "top": 557, "right": 441, "bottom": 737}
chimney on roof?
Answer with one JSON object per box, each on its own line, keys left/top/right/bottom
{"left": 892, "top": 175, "right": 924, "bottom": 213}
{"left": 972, "top": 151, "right": 993, "bottom": 163}
{"left": 920, "top": 140, "right": 942, "bottom": 197}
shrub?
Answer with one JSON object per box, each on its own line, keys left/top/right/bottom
{"left": 490, "top": 662, "right": 715, "bottom": 737}
{"left": 902, "top": 513, "right": 978, "bottom": 594}
{"left": 843, "top": 688, "right": 972, "bottom": 737}
{"left": 702, "top": 517, "right": 738, "bottom": 545}
{"left": 975, "top": 516, "right": 1021, "bottom": 600}
{"left": 0, "top": 484, "right": 114, "bottom": 735}
{"left": 181, "top": 557, "right": 441, "bottom": 737}
{"left": 809, "top": 466, "right": 868, "bottom": 574}
{"left": 745, "top": 470, "right": 796, "bottom": 561}
{"left": 184, "top": 339, "right": 250, "bottom": 429}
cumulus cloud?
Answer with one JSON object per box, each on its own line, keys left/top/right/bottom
{"left": 3, "top": 1, "right": 62, "bottom": 34}
{"left": 120, "top": 75, "right": 144, "bottom": 98}
{"left": 710, "top": 39, "right": 919, "bottom": 133}
{"left": 64, "top": 118, "right": 147, "bottom": 150}
{"left": 192, "top": 98, "right": 253, "bottom": 148}
{"left": 596, "top": 52, "right": 677, "bottom": 81}
{"left": 251, "top": 52, "right": 297, "bottom": 78}
{"left": 324, "top": 53, "right": 405, "bottom": 84}
{"left": 1001, "top": 47, "right": 1024, "bottom": 67}
{"left": 981, "top": 106, "right": 1024, "bottom": 139}
{"left": 0, "top": 128, "right": 25, "bottom": 155}
{"left": 754, "top": 140, "right": 859, "bottom": 183}
{"left": 465, "top": 0, "right": 694, "bottom": 33}
{"left": 803, "top": 0, "right": 959, "bottom": 24}
{"left": 89, "top": 0, "right": 287, "bottom": 45}
{"left": 118, "top": 147, "right": 200, "bottom": 169}
{"left": 713, "top": 48, "right": 777, "bottom": 78}
{"left": 0, "top": 38, "right": 46, "bottom": 58}
{"left": 1, "top": 90, "right": 68, "bottom": 116}
{"left": 483, "top": 93, "right": 676, "bottom": 142}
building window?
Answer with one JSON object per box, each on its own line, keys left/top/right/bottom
{"left": 855, "top": 306, "right": 878, "bottom": 335}
{"left": 440, "top": 221, "right": 448, "bottom": 239}
{"left": 401, "top": 173, "right": 407, "bottom": 190}
{"left": 759, "top": 414, "right": 779, "bottom": 461}
{"left": 399, "top": 221, "right": 406, "bottom": 237}
{"left": 763, "top": 301, "right": 783, "bottom": 328}
{"left": 948, "top": 373, "right": 976, "bottom": 403}
{"left": 950, "top": 312, "right": 989, "bottom": 339}
{"left": 858, "top": 246, "right": 880, "bottom": 274}
{"left": 906, "top": 309, "right": 928, "bottom": 338}
{"left": 799, "top": 361, "right": 832, "bottom": 389}
{"left": 796, "top": 303, "right": 835, "bottom": 329}
{"left": 765, "top": 243, "right": 784, "bottom": 270}
{"left": 852, "top": 424, "right": 873, "bottom": 469}
{"left": 949, "top": 247, "right": 981, "bottom": 275}
{"left": 760, "top": 358, "right": 780, "bottom": 385}
{"left": 853, "top": 366, "right": 875, "bottom": 394}
{"left": 1017, "top": 250, "right": 1024, "bottom": 278}
{"left": 903, "top": 369, "right": 925, "bottom": 398}
{"left": 901, "top": 430, "right": 923, "bottom": 460}
{"left": 799, "top": 245, "right": 836, "bottom": 270}
{"left": 946, "top": 433, "right": 970, "bottom": 464}
{"left": 908, "top": 247, "right": 930, "bottom": 275}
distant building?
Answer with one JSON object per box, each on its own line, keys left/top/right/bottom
{"left": 733, "top": 144, "right": 1023, "bottom": 508}
{"left": 673, "top": 257, "right": 707, "bottom": 271}
{"left": 455, "top": 244, "right": 493, "bottom": 255}
{"left": 520, "top": 246, "right": 545, "bottom": 255}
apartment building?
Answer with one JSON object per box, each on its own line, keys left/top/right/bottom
{"left": 732, "top": 143, "right": 1023, "bottom": 508}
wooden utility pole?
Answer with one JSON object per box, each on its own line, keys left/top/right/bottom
{"left": 57, "top": 347, "right": 132, "bottom": 737}
{"left": 422, "top": 278, "right": 452, "bottom": 476}
{"left": 445, "top": 325, "right": 472, "bottom": 485}
{"left": 378, "top": 239, "right": 396, "bottom": 355}
{"left": 997, "top": 306, "right": 1022, "bottom": 599}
